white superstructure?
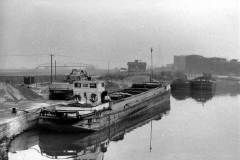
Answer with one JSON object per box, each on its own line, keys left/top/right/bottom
{"left": 73, "top": 80, "right": 106, "bottom": 106}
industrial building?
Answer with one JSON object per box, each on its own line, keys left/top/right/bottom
{"left": 174, "top": 55, "right": 240, "bottom": 75}
{"left": 127, "top": 60, "right": 147, "bottom": 73}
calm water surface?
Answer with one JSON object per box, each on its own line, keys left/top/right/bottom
{"left": 8, "top": 92, "right": 240, "bottom": 160}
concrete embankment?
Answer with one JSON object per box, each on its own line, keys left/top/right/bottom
{"left": 0, "top": 107, "right": 43, "bottom": 139}
{"left": 0, "top": 102, "right": 50, "bottom": 159}
{"left": 0, "top": 81, "right": 48, "bottom": 159}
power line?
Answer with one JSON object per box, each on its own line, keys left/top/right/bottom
{"left": 0, "top": 54, "right": 49, "bottom": 57}
{"left": 38, "top": 65, "right": 88, "bottom": 68}
{"left": 0, "top": 53, "right": 127, "bottom": 63}
{"left": 55, "top": 54, "right": 127, "bottom": 63}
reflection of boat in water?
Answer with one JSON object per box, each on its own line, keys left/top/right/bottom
{"left": 171, "top": 89, "right": 191, "bottom": 100}
{"left": 9, "top": 97, "right": 170, "bottom": 160}
{"left": 171, "top": 89, "right": 215, "bottom": 103}
{"left": 39, "top": 98, "right": 170, "bottom": 159}
{"left": 190, "top": 90, "right": 214, "bottom": 103}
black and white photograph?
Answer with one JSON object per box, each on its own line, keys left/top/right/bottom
{"left": 0, "top": 0, "right": 239, "bottom": 160}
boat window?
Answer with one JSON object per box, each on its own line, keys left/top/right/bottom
{"left": 102, "top": 83, "right": 105, "bottom": 87}
{"left": 74, "top": 83, "right": 81, "bottom": 88}
{"left": 82, "top": 83, "right": 89, "bottom": 87}
{"left": 90, "top": 83, "right": 97, "bottom": 88}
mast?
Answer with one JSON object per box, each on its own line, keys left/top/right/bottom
{"left": 55, "top": 60, "right": 57, "bottom": 81}
{"left": 107, "top": 61, "right": 110, "bottom": 75}
{"left": 149, "top": 120, "right": 153, "bottom": 152}
{"left": 50, "top": 54, "right": 54, "bottom": 84}
{"left": 150, "top": 48, "right": 153, "bottom": 82}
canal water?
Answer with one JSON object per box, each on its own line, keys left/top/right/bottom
{"left": 8, "top": 91, "right": 239, "bottom": 160}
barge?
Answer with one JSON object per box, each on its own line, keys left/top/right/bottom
{"left": 39, "top": 71, "right": 170, "bottom": 132}
{"left": 170, "top": 78, "right": 191, "bottom": 90}
{"left": 190, "top": 74, "right": 216, "bottom": 90}
{"left": 9, "top": 99, "right": 170, "bottom": 159}
{"left": 40, "top": 99, "right": 170, "bottom": 159}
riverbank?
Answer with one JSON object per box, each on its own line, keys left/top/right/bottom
{"left": 0, "top": 137, "right": 10, "bottom": 160}
{"left": 0, "top": 74, "right": 151, "bottom": 159}
{"left": 0, "top": 100, "right": 56, "bottom": 160}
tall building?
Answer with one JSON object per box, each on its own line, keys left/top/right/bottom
{"left": 127, "top": 60, "right": 147, "bottom": 73}
{"left": 173, "top": 56, "right": 186, "bottom": 71}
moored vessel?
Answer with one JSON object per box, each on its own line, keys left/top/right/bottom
{"left": 171, "top": 78, "right": 191, "bottom": 90}
{"left": 39, "top": 100, "right": 170, "bottom": 159}
{"left": 39, "top": 70, "right": 170, "bottom": 132}
{"left": 9, "top": 99, "right": 170, "bottom": 160}
{"left": 190, "top": 73, "right": 216, "bottom": 90}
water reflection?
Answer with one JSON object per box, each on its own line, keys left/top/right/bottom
{"left": 171, "top": 79, "right": 240, "bottom": 103}
{"left": 171, "top": 89, "right": 214, "bottom": 103}
{"left": 190, "top": 90, "right": 214, "bottom": 103}
{"left": 171, "top": 89, "right": 191, "bottom": 100}
{"left": 9, "top": 100, "right": 170, "bottom": 160}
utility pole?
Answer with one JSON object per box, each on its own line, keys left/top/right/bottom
{"left": 55, "top": 60, "right": 57, "bottom": 81}
{"left": 50, "top": 54, "right": 54, "bottom": 84}
{"left": 150, "top": 48, "right": 153, "bottom": 82}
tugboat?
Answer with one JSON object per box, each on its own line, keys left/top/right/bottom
{"left": 39, "top": 70, "right": 170, "bottom": 132}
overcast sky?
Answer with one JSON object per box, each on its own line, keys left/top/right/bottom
{"left": 0, "top": 0, "right": 239, "bottom": 69}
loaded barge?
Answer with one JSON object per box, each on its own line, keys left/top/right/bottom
{"left": 39, "top": 70, "right": 170, "bottom": 132}
{"left": 170, "top": 73, "right": 216, "bottom": 91}
{"left": 190, "top": 76, "right": 216, "bottom": 90}
{"left": 9, "top": 99, "right": 170, "bottom": 159}
{"left": 38, "top": 100, "right": 170, "bottom": 159}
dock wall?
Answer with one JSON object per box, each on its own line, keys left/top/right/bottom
{"left": 0, "top": 107, "right": 42, "bottom": 159}
{"left": 0, "top": 108, "right": 41, "bottom": 140}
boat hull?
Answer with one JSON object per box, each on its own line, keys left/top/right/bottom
{"left": 171, "top": 79, "right": 191, "bottom": 90}
{"left": 191, "top": 81, "right": 216, "bottom": 90}
{"left": 39, "top": 87, "right": 170, "bottom": 132}
{"left": 38, "top": 100, "right": 170, "bottom": 158}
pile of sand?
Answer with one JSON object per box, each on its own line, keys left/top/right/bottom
{"left": 0, "top": 82, "right": 43, "bottom": 103}
{"left": 0, "top": 83, "right": 26, "bottom": 103}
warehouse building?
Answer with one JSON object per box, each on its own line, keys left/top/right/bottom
{"left": 174, "top": 55, "right": 240, "bottom": 75}
{"left": 127, "top": 60, "right": 147, "bottom": 73}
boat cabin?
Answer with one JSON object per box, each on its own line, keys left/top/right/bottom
{"left": 73, "top": 80, "right": 107, "bottom": 105}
